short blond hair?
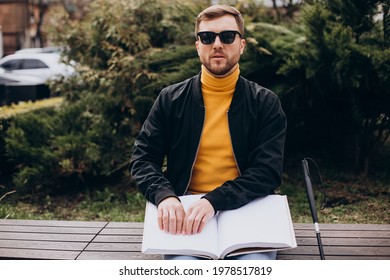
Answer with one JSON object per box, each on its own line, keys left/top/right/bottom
{"left": 195, "top": 5, "right": 245, "bottom": 38}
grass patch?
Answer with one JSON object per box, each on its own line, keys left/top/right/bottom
{"left": 0, "top": 187, "right": 147, "bottom": 222}
{"left": 279, "top": 165, "right": 389, "bottom": 224}
{"left": 280, "top": 181, "right": 389, "bottom": 224}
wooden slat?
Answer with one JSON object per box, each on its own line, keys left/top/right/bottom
{"left": 76, "top": 251, "right": 162, "bottom": 260}
{"left": 0, "top": 248, "right": 80, "bottom": 260}
{"left": 294, "top": 230, "right": 390, "bottom": 238}
{"left": 92, "top": 235, "right": 142, "bottom": 243}
{"left": 105, "top": 222, "right": 144, "bottom": 228}
{"left": 0, "top": 219, "right": 106, "bottom": 228}
{"left": 0, "top": 225, "right": 102, "bottom": 234}
{"left": 293, "top": 223, "right": 390, "bottom": 231}
{"left": 84, "top": 242, "right": 141, "bottom": 251}
{"left": 99, "top": 228, "right": 143, "bottom": 235}
{"left": 0, "top": 240, "right": 87, "bottom": 251}
{"left": 0, "top": 232, "right": 95, "bottom": 242}
{"left": 296, "top": 237, "right": 390, "bottom": 246}
{"left": 280, "top": 245, "right": 390, "bottom": 256}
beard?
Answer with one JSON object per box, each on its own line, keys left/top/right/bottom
{"left": 200, "top": 53, "right": 240, "bottom": 76}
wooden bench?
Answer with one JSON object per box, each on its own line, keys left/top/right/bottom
{"left": 0, "top": 219, "right": 389, "bottom": 260}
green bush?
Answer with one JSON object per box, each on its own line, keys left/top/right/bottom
{"left": 3, "top": 96, "right": 137, "bottom": 194}
{"left": 279, "top": 0, "right": 390, "bottom": 174}
{"left": 3, "top": 0, "right": 202, "bottom": 194}
{"left": 5, "top": 109, "right": 56, "bottom": 192}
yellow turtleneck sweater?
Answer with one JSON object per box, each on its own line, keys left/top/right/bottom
{"left": 188, "top": 65, "right": 240, "bottom": 194}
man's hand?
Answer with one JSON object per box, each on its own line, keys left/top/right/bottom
{"left": 157, "top": 197, "right": 185, "bottom": 235}
{"left": 182, "top": 198, "right": 214, "bottom": 235}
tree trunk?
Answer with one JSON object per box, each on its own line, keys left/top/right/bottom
{"left": 36, "top": 1, "right": 48, "bottom": 48}
{"left": 272, "top": 0, "right": 281, "bottom": 21}
{"left": 384, "top": 2, "right": 389, "bottom": 46}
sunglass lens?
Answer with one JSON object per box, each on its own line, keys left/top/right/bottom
{"left": 199, "top": 32, "right": 216, "bottom": 45}
{"left": 220, "top": 31, "right": 236, "bottom": 44}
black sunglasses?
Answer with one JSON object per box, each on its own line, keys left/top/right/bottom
{"left": 197, "top": 30, "right": 242, "bottom": 45}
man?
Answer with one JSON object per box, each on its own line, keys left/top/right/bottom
{"left": 130, "top": 4, "right": 287, "bottom": 260}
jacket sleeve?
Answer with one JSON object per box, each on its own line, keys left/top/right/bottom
{"left": 129, "top": 92, "right": 178, "bottom": 206}
{"left": 203, "top": 91, "right": 287, "bottom": 212}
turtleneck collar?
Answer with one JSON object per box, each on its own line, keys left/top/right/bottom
{"left": 201, "top": 64, "right": 240, "bottom": 93}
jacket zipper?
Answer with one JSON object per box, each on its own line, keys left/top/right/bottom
{"left": 227, "top": 110, "right": 242, "bottom": 175}
{"left": 183, "top": 105, "right": 206, "bottom": 194}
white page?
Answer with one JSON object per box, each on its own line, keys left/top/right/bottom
{"left": 142, "top": 195, "right": 219, "bottom": 258}
{"left": 217, "top": 195, "right": 296, "bottom": 257}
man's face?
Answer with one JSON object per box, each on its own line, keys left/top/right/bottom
{"left": 196, "top": 15, "right": 246, "bottom": 76}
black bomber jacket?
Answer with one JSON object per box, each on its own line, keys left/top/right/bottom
{"left": 130, "top": 72, "right": 287, "bottom": 213}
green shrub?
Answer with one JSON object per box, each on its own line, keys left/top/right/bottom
{"left": 3, "top": 0, "right": 201, "bottom": 194}
{"left": 279, "top": 0, "right": 390, "bottom": 174}
{"left": 4, "top": 96, "right": 137, "bottom": 194}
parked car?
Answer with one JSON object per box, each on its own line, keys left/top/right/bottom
{"left": 0, "top": 51, "right": 75, "bottom": 82}
{"left": 0, "top": 67, "right": 50, "bottom": 105}
{"left": 15, "top": 47, "right": 62, "bottom": 54}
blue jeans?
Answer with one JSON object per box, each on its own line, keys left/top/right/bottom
{"left": 163, "top": 251, "right": 277, "bottom": 260}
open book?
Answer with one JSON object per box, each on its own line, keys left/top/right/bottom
{"left": 142, "top": 194, "right": 297, "bottom": 259}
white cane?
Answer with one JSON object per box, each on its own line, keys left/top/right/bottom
{"left": 302, "top": 158, "right": 325, "bottom": 260}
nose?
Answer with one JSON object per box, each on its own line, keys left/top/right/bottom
{"left": 213, "top": 35, "right": 223, "bottom": 48}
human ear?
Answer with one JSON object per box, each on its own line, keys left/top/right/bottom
{"left": 240, "top": 39, "right": 246, "bottom": 55}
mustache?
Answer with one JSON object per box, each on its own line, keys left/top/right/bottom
{"left": 211, "top": 50, "right": 226, "bottom": 57}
